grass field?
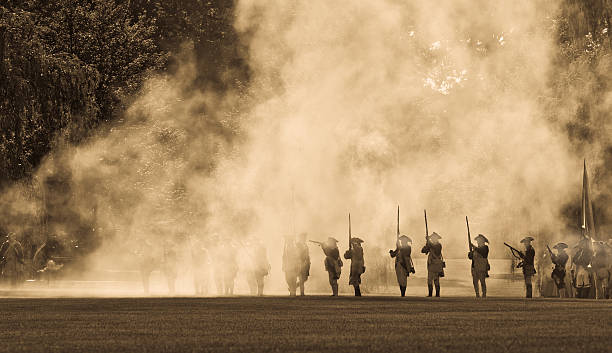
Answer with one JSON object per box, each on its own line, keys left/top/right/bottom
{"left": 0, "top": 296, "right": 610, "bottom": 352}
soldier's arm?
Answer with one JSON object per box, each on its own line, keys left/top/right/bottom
{"left": 421, "top": 244, "right": 429, "bottom": 254}
{"left": 389, "top": 248, "right": 398, "bottom": 258}
{"left": 343, "top": 249, "right": 352, "bottom": 259}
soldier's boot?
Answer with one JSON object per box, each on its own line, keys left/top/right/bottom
{"left": 481, "top": 281, "right": 487, "bottom": 298}
{"left": 526, "top": 284, "right": 533, "bottom": 298}
{"left": 354, "top": 286, "right": 361, "bottom": 297}
{"left": 475, "top": 290, "right": 480, "bottom": 298}
{"left": 427, "top": 284, "right": 433, "bottom": 297}
{"left": 435, "top": 284, "right": 440, "bottom": 297}
{"left": 400, "top": 286, "right": 406, "bottom": 297}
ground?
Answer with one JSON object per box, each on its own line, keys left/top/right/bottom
{"left": 0, "top": 296, "right": 610, "bottom": 352}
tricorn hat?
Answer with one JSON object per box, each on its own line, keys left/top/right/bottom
{"left": 520, "top": 236, "right": 534, "bottom": 244}
{"left": 398, "top": 235, "right": 412, "bottom": 244}
{"left": 327, "top": 237, "right": 339, "bottom": 243}
{"left": 474, "top": 234, "right": 489, "bottom": 243}
{"left": 350, "top": 237, "right": 364, "bottom": 244}
{"left": 429, "top": 232, "right": 442, "bottom": 240}
{"left": 553, "top": 242, "right": 568, "bottom": 250}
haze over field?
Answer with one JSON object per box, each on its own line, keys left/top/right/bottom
{"left": 1, "top": 0, "right": 611, "bottom": 293}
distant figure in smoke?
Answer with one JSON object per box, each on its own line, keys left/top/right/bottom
{"left": 162, "top": 239, "right": 178, "bottom": 295}
{"left": 314, "top": 237, "right": 343, "bottom": 296}
{"left": 520, "top": 236, "right": 536, "bottom": 298}
{"left": 344, "top": 237, "right": 365, "bottom": 296}
{"left": 469, "top": 234, "right": 490, "bottom": 298}
{"left": 219, "top": 242, "right": 238, "bottom": 295}
{"left": 422, "top": 232, "right": 444, "bottom": 298}
{"left": 32, "top": 235, "right": 64, "bottom": 280}
{"left": 592, "top": 241, "right": 609, "bottom": 299}
{"left": 550, "top": 242, "right": 569, "bottom": 298}
{"left": 572, "top": 236, "right": 593, "bottom": 299}
{"left": 296, "top": 233, "right": 310, "bottom": 296}
{"left": 247, "top": 242, "right": 271, "bottom": 296}
{"left": 282, "top": 235, "right": 299, "bottom": 296}
{"left": 389, "top": 235, "right": 415, "bottom": 297}
{"left": 136, "top": 238, "right": 157, "bottom": 295}
{"left": 191, "top": 239, "right": 210, "bottom": 296}
{"left": 0, "top": 233, "right": 25, "bottom": 288}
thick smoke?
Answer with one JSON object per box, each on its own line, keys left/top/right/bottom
{"left": 3, "top": 0, "right": 608, "bottom": 294}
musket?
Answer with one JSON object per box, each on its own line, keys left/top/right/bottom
{"left": 308, "top": 240, "right": 324, "bottom": 246}
{"left": 504, "top": 242, "right": 525, "bottom": 267}
{"left": 466, "top": 216, "right": 473, "bottom": 253}
{"left": 396, "top": 205, "right": 400, "bottom": 242}
{"left": 348, "top": 213, "right": 352, "bottom": 250}
{"left": 424, "top": 209, "right": 429, "bottom": 244}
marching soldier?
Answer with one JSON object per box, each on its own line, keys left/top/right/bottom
{"left": 247, "top": 242, "right": 270, "bottom": 296}
{"left": 344, "top": 237, "right": 365, "bottom": 296}
{"left": 550, "top": 242, "right": 569, "bottom": 298}
{"left": 135, "top": 238, "right": 157, "bottom": 295}
{"left": 421, "top": 232, "right": 444, "bottom": 297}
{"left": 592, "top": 241, "right": 609, "bottom": 299}
{"left": 469, "top": 234, "right": 490, "bottom": 298}
{"left": 296, "top": 233, "right": 310, "bottom": 296}
{"left": 282, "top": 235, "right": 299, "bottom": 296}
{"left": 316, "top": 237, "right": 343, "bottom": 296}
{"left": 572, "top": 236, "right": 593, "bottom": 299}
{"left": 521, "top": 236, "right": 536, "bottom": 298}
{"left": 389, "top": 235, "right": 415, "bottom": 297}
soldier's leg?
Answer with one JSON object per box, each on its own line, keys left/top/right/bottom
{"left": 525, "top": 274, "right": 532, "bottom": 298}
{"left": 434, "top": 276, "right": 440, "bottom": 297}
{"left": 257, "top": 276, "right": 264, "bottom": 296}
{"left": 286, "top": 272, "right": 297, "bottom": 296}
{"left": 480, "top": 276, "right": 487, "bottom": 298}
{"left": 427, "top": 271, "right": 433, "bottom": 297}
{"left": 472, "top": 271, "right": 480, "bottom": 297}
{"left": 396, "top": 265, "right": 407, "bottom": 297}
{"left": 298, "top": 276, "right": 306, "bottom": 296}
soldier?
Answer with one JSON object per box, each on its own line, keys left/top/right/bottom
{"left": 572, "top": 236, "right": 593, "bottom": 299}
{"left": 592, "top": 241, "right": 609, "bottom": 299}
{"left": 296, "top": 233, "right": 310, "bottom": 296}
{"left": 521, "top": 236, "right": 536, "bottom": 298}
{"left": 550, "top": 242, "right": 569, "bottom": 298}
{"left": 162, "top": 239, "right": 178, "bottom": 295}
{"left": 389, "top": 235, "right": 415, "bottom": 297}
{"left": 221, "top": 242, "right": 238, "bottom": 295}
{"left": 316, "top": 237, "right": 343, "bottom": 296}
{"left": 135, "top": 238, "right": 157, "bottom": 295}
{"left": 0, "top": 233, "right": 24, "bottom": 288}
{"left": 191, "top": 239, "right": 210, "bottom": 296}
{"left": 344, "top": 237, "right": 365, "bottom": 297}
{"left": 421, "top": 232, "right": 444, "bottom": 297}
{"left": 247, "top": 242, "right": 270, "bottom": 296}
{"left": 468, "top": 234, "right": 490, "bottom": 298}
{"left": 282, "top": 235, "right": 299, "bottom": 296}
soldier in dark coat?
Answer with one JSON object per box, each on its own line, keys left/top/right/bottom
{"left": 319, "top": 237, "right": 343, "bottom": 296}
{"left": 344, "top": 237, "right": 365, "bottom": 297}
{"left": 422, "top": 232, "right": 444, "bottom": 297}
{"left": 592, "top": 241, "right": 609, "bottom": 299}
{"left": 572, "top": 236, "right": 593, "bottom": 299}
{"left": 296, "top": 233, "right": 310, "bottom": 296}
{"left": 521, "top": 236, "right": 536, "bottom": 298}
{"left": 550, "top": 242, "right": 569, "bottom": 298}
{"left": 389, "top": 235, "right": 414, "bottom": 297}
{"left": 469, "top": 234, "right": 490, "bottom": 298}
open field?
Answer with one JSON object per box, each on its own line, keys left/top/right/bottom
{"left": 0, "top": 296, "right": 611, "bottom": 352}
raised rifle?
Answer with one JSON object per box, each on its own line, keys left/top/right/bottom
{"left": 396, "top": 205, "right": 400, "bottom": 243}
{"left": 348, "top": 213, "right": 352, "bottom": 250}
{"left": 504, "top": 242, "right": 525, "bottom": 268}
{"left": 424, "top": 209, "right": 429, "bottom": 244}
{"left": 546, "top": 245, "right": 555, "bottom": 262}
{"left": 308, "top": 240, "right": 324, "bottom": 246}
{"left": 466, "top": 216, "right": 473, "bottom": 253}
